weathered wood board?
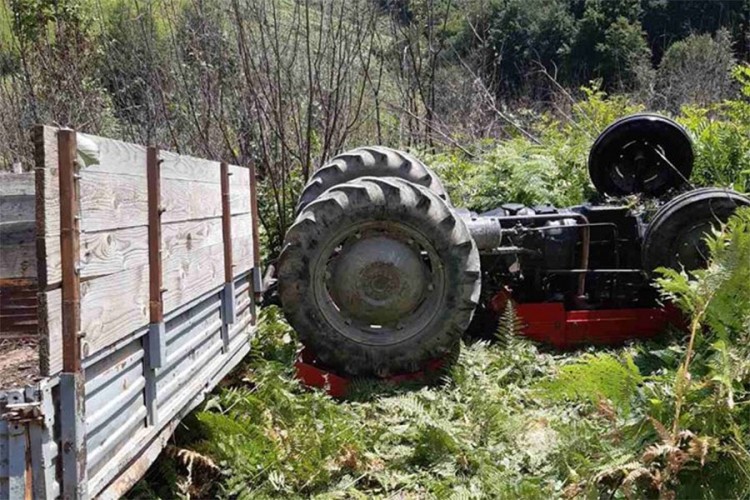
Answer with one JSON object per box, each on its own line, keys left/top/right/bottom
{"left": 32, "top": 127, "right": 256, "bottom": 365}
{"left": 38, "top": 288, "right": 62, "bottom": 374}
{"left": 0, "top": 172, "right": 39, "bottom": 339}
{"left": 34, "top": 126, "right": 60, "bottom": 290}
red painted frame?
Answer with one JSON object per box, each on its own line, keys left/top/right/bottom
{"left": 513, "top": 302, "right": 683, "bottom": 349}
{"left": 295, "top": 300, "right": 683, "bottom": 396}
{"left": 294, "top": 347, "right": 444, "bottom": 398}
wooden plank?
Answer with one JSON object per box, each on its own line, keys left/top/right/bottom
{"left": 162, "top": 241, "right": 224, "bottom": 314}
{"left": 34, "top": 125, "right": 60, "bottom": 290}
{"left": 161, "top": 178, "right": 222, "bottom": 223}
{"left": 76, "top": 134, "right": 148, "bottom": 235}
{"left": 0, "top": 286, "right": 38, "bottom": 336}
{"left": 162, "top": 217, "right": 224, "bottom": 260}
{"left": 38, "top": 288, "right": 62, "bottom": 375}
{"left": 159, "top": 150, "right": 221, "bottom": 184}
{"left": 0, "top": 172, "right": 35, "bottom": 196}
{"left": 228, "top": 165, "right": 251, "bottom": 215}
{"left": 81, "top": 264, "right": 150, "bottom": 356}
{"left": 79, "top": 172, "right": 148, "bottom": 233}
{"left": 0, "top": 242, "right": 36, "bottom": 278}
{"left": 0, "top": 194, "right": 35, "bottom": 224}
{"left": 79, "top": 226, "right": 149, "bottom": 279}
{"left": 76, "top": 133, "right": 146, "bottom": 177}
{"left": 147, "top": 147, "right": 163, "bottom": 324}
{"left": 58, "top": 129, "right": 82, "bottom": 373}
{"left": 231, "top": 213, "right": 254, "bottom": 276}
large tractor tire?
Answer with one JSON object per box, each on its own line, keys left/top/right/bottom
{"left": 279, "top": 177, "right": 480, "bottom": 376}
{"left": 642, "top": 187, "right": 749, "bottom": 272}
{"left": 589, "top": 113, "right": 694, "bottom": 197}
{"left": 296, "top": 146, "right": 449, "bottom": 214}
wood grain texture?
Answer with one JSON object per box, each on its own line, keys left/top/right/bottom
{"left": 231, "top": 213, "right": 254, "bottom": 276}
{"left": 0, "top": 242, "right": 36, "bottom": 278}
{"left": 159, "top": 150, "right": 221, "bottom": 184}
{"left": 228, "top": 165, "right": 251, "bottom": 215}
{"left": 0, "top": 194, "right": 35, "bottom": 224}
{"left": 161, "top": 178, "right": 222, "bottom": 223}
{"left": 0, "top": 286, "right": 37, "bottom": 336}
{"left": 77, "top": 133, "right": 146, "bottom": 176}
{"left": 81, "top": 264, "right": 150, "bottom": 356}
{"left": 0, "top": 172, "right": 35, "bottom": 196}
{"left": 79, "top": 172, "right": 148, "bottom": 233}
{"left": 162, "top": 241, "right": 224, "bottom": 314}
{"left": 79, "top": 227, "right": 149, "bottom": 279}
{"left": 38, "top": 288, "right": 63, "bottom": 375}
{"left": 0, "top": 220, "right": 36, "bottom": 281}
{"left": 34, "top": 125, "right": 60, "bottom": 290}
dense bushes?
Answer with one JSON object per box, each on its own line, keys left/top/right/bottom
{"left": 2, "top": 0, "right": 749, "bottom": 257}
{"left": 427, "top": 67, "right": 750, "bottom": 213}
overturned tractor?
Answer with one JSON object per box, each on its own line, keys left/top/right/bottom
{"left": 276, "top": 114, "right": 749, "bottom": 377}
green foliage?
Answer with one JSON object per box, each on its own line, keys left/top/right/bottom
{"left": 538, "top": 353, "right": 643, "bottom": 413}
{"left": 655, "top": 30, "right": 737, "bottom": 113}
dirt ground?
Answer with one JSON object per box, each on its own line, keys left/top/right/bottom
{"left": 0, "top": 337, "right": 41, "bottom": 389}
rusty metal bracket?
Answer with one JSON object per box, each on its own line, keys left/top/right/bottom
{"left": 2, "top": 401, "right": 43, "bottom": 423}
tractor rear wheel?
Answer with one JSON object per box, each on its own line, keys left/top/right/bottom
{"left": 642, "top": 188, "right": 750, "bottom": 272}
{"left": 279, "top": 177, "right": 480, "bottom": 376}
{"left": 296, "top": 146, "right": 449, "bottom": 214}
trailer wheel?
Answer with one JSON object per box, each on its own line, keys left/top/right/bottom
{"left": 279, "top": 177, "right": 480, "bottom": 376}
{"left": 643, "top": 188, "right": 749, "bottom": 272}
{"left": 296, "top": 147, "right": 449, "bottom": 213}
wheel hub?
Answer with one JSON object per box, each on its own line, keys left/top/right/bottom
{"left": 328, "top": 236, "right": 428, "bottom": 327}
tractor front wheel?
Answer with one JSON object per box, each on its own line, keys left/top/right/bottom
{"left": 279, "top": 177, "right": 480, "bottom": 376}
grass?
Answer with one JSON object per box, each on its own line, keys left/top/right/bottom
{"left": 130, "top": 208, "right": 750, "bottom": 499}
{"left": 129, "top": 315, "right": 741, "bottom": 499}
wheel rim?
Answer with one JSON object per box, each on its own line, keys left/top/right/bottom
{"left": 612, "top": 140, "right": 667, "bottom": 194}
{"left": 311, "top": 221, "right": 446, "bottom": 345}
{"left": 669, "top": 221, "right": 712, "bottom": 269}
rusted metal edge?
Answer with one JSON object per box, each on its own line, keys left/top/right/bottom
{"left": 147, "top": 147, "right": 166, "bottom": 370}
{"left": 248, "top": 163, "right": 261, "bottom": 325}
{"left": 57, "top": 129, "right": 88, "bottom": 500}
{"left": 220, "top": 162, "right": 237, "bottom": 330}
{"left": 58, "top": 129, "right": 81, "bottom": 374}
{"left": 60, "top": 372, "right": 87, "bottom": 499}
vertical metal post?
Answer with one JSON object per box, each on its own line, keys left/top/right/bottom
{"left": 220, "top": 162, "right": 236, "bottom": 340}
{"left": 147, "top": 147, "right": 165, "bottom": 369}
{"left": 6, "top": 390, "right": 29, "bottom": 500}
{"left": 248, "top": 163, "right": 262, "bottom": 325}
{"left": 145, "top": 147, "right": 164, "bottom": 426}
{"left": 58, "top": 128, "right": 88, "bottom": 500}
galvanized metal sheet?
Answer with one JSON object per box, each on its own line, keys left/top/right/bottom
{"left": 85, "top": 339, "right": 147, "bottom": 478}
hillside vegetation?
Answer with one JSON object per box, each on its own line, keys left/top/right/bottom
{"left": 132, "top": 205, "right": 750, "bottom": 499}
{"left": 2, "top": 1, "right": 749, "bottom": 497}
{"left": 2, "top": 0, "right": 749, "bottom": 251}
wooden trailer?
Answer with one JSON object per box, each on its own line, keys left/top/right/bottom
{"left": 0, "top": 127, "right": 262, "bottom": 499}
